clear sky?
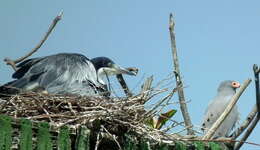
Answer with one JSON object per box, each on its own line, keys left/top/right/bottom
{"left": 1, "top": 1, "right": 259, "bottom": 149}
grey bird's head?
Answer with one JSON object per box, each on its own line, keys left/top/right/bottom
{"left": 217, "top": 80, "right": 240, "bottom": 95}
{"left": 91, "top": 57, "right": 136, "bottom": 84}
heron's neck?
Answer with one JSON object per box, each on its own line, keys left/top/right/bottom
{"left": 97, "top": 68, "right": 107, "bottom": 85}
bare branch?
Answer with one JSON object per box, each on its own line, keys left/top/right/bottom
{"left": 202, "top": 79, "right": 251, "bottom": 140}
{"left": 230, "top": 105, "right": 257, "bottom": 139}
{"left": 4, "top": 11, "right": 63, "bottom": 71}
{"left": 169, "top": 13, "right": 194, "bottom": 135}
{"left": 234, "top": 114, "right": 260, "bottom": 150}
{"left": 253, "top": 64, "right": 260, "bottom": 112}
{"left": 234, "top": 64, "right": 260, "bottom": 150}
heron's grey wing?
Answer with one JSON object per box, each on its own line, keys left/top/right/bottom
{"left": 50, "top": 81, "right": 100, "bottom": 96}
{"left": 8, "top": 53, "right": 101, "bottom": 95}
{"left": 40, "top": 53, "right": 101, "bottom": 89}
{"left": 12, "top": 57, "right": 44, "bottom": 79}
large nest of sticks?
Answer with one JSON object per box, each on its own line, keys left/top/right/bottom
{"left": 0, "top": 91, "right": 146, "bottom": 134}
{"left": 0, "top": 77, "right": 185, "bottom": 146}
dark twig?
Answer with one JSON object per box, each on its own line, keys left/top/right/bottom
{"left": 4, "top": 11, "right": 63, "bottom": 71}
{"left": 234, "top": 114, "right": 260, "bottom": 150}
{"left": 234, "top": 65, "right": 260, "bottom": 150}
{"left": 253, "top": 64, "right": 260, "bottom": 112}
{"left": 202, "top": 79, "right": 251, "bottom": 140}
{"left": 169, "top": 13, "right": 194, "bottom": 135}
{"left": 230, "top": 105, "right": 257, "bottom": 139}
{"left": 116, "top": 67, "right": 138, "bottom": 97}
{"left": 116, "top": 74, "right": 133, "bottom": 97}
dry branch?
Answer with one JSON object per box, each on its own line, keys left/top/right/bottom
{"left": 4, "top": 11, "right": 63, "bottom": 71}
{"left": 230, "top": 105, "right": 257, "bottom": 139}
{"left": 169, "top": 13, "right": 194, "bottom": 135}
{"left": 234, "top": 114, "right": 260, "bottom": 150}
{"left": 234, "top": 64, "right": 260, "bottom": 150}
{"left": 202, "top": 79, "right": 251, "bottom": 140}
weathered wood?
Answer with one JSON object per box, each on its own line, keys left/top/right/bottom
{"left": 169, "top": 14, "right": 194, "bottom": 135}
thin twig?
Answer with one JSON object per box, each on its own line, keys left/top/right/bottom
{"left": 234, "top": 65, "right": 260, "bottom": 150}
{"left": 4, "top": 11, "right": 63, "bottom": 71}
{"left": 101, "top": 125, "right": 122, "bottom": 150}
{"left": 230, "top": 105, "right": 257, "bottom": 139}
{"left": 202, "top": 79, "right": 251, "bottom": 140}
{"left": 95, "top": 130, "right": 101, "bottom": 150}
{"left": 169, "top": 13, "right": 194, "bottom": 135}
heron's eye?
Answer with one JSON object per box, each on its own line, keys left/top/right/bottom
{"left": 108, "top": 62, "right": 112, "bottom": 67}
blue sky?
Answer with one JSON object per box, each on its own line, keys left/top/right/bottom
{"left": 1, "top": 1, "right": 259, "bottom": 149}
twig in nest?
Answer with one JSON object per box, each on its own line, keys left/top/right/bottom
{"left": 202, "top": 79, "right": 251, "bottom": 140}
{"left": 169, "top": 13, "right": 194, "bottom": 135}
{"left": 101, "top": 125, "right": 122, "bottom": 150}
{"left": 4, "top": 11, "right": 63, "bottom": 71}
{"left": 95, "top": 130, "right": 102, "bottom": 150}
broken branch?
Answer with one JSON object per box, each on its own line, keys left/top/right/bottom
{"left": 4, "top": 11, "right": 63, "bottom": 71}
{"left": 169, "top": 13, "right": 194, "bottom": 135}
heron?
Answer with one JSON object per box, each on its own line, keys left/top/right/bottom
{"left": 1, "top": 53, "right": 136, "bottom": 96}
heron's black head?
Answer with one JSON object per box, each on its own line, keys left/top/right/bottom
{"left": 91, "top": 57, "right": 136, "bottom": 77}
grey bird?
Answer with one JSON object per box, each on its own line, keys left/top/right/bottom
{"left": 201, "top": 80, "right": 240, "bottom": 138}
{"left": 0, "top": 53, "right": 136, "bottom": 96}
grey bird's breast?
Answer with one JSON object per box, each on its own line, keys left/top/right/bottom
{"left": 202, "top": 95, "right": 239, "bottom": 138}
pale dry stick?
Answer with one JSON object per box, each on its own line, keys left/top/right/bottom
{"left": 202, "top": 79, "right": 251, "bottom": 140}
{"left": 144, "top": 88, "right": 176, "bottom": 117}
{"left": 101, "top": 125, "right": 122, "bottom": 150}
{"left": 234, "top": 65, "right": 260, "bottom": 150}
{"left": 169, "top": 13, "right": 194, "bottom": 135}
{"left": 95, "top": 131, "right": 102, "bottom": 150}
{"left": 4, "top": 11, "right": 63, "bottom": 71}
{"left": 230, "top": 104, "right": 257, "bottom": 139}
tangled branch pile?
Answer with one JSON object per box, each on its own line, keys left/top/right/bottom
{"left": 0, "top": 79, "right": 187, "bottom": 146}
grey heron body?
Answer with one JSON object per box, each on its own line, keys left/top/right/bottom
{"left": 1, "top": 53, "right": 135, "bottom": 96}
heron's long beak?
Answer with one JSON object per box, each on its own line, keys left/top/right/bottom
{"left": 112, "top": 64, "right": 137, "bottom": 76}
